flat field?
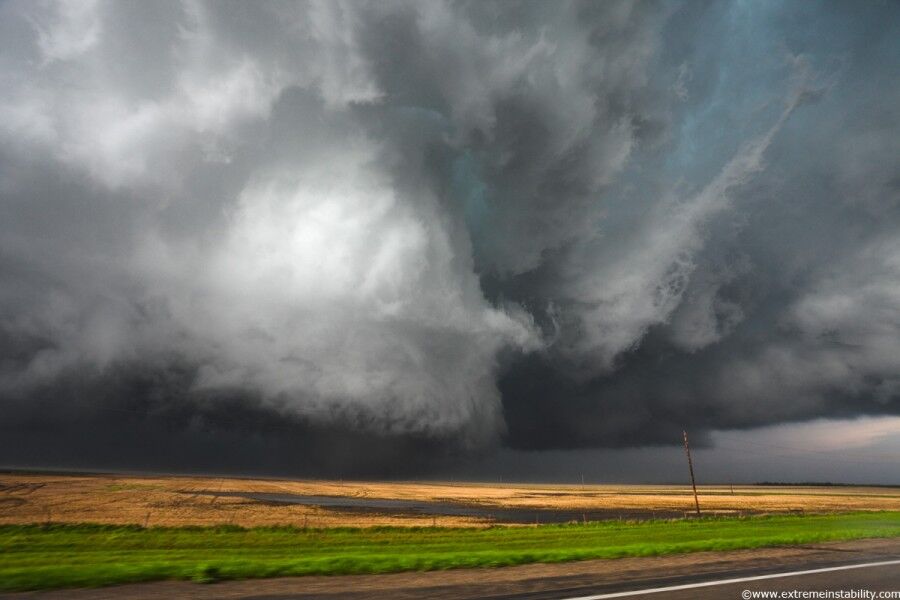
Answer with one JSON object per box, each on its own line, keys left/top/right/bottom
{"left": 2, "top": 472, "right": 900, "bottom": 527}
{"left": 3, "top": 512, "right": 900, "bottom": 591}
{"left": 3, "top": 473, "right": 900, "bottom": 592}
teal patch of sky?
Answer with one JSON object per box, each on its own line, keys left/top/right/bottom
{"left": 768, "top": 1, "right": 900, "bottom": 147}
{"left": 451, "top": 151, "right": 493, "bottom": 253}
{"left": 387, "top": 104, "right": 496, "bottom": 260}
{"left": 662, "top": 0, "right": 791, "bottom": 188}
{"left": 587, "top": 1, "right": 799, "bottom": 247}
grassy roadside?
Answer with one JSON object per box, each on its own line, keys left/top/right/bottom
{"left": 2, "top": 512, "right": 899, "bottom": 592}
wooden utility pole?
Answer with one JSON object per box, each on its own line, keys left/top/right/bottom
{"left": 682, "top": 430, "right": 701, "bottom": 516}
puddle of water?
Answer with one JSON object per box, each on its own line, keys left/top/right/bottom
{"left": 198, "top": 491, "right": 688, "bottom": 523}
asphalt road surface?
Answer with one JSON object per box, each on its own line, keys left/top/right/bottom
{"left": 6, "top": 538, "right": 900, "bottom": 600}
{"left": 557, "top": 560, "right": 900, "bottom": 600}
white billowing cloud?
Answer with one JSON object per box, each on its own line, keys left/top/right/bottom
{"left": 134, "top": 139, "right": 538, "bottom": 437}
{"left": 0, "top": 0, "right": 380, "bottom": 190}
{"left": 0, "top": 0, "right": 672, "bottom": 435}
{"left": 30, "top": 0, "right": 102, "bottom": 63}
{"left": 0, "top": 0, "right": 539, "bottom": 443}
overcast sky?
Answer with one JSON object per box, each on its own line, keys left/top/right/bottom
{"left": 1, "top": 0, "right": 898, "bottom": 483}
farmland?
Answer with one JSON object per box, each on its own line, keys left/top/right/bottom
{"left": 2, "top": 471, "right": 900, "bottom": 528}
{"left": 3, "top": 472, "right": 900, "bottom": 592}
{"left": 3, "top": 513, "right": 900, "bottom": 591}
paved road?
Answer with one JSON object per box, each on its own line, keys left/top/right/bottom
{"left": 542, "top": 561, "right": 900, "bottom": 600}
{"left": 6, "top": 538, "right": 900, "bottom": 600}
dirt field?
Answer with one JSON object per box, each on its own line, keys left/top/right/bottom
{"left": 2, "top": 471, "right": 899, "bottom": 528}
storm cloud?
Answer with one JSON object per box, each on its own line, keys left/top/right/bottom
{"left": 0, "top": 0, "right": 898, "bottom": 475}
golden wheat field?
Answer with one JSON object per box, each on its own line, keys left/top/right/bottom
{"left": 2, "top": 471, "right": 899, "bottom": 528}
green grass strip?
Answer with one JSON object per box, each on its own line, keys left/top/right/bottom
{"left": 1, "top": 512, "right": 899, "bottom": 591}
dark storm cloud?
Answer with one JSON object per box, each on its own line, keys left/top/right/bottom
{"left": 0, "top": 0, "right": 898, "bottom": 474}
{"left": 498, "top": 1, "right": 900, "bottom": 449}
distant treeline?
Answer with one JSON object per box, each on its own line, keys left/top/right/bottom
{"left": 755, "top": 481, "right": 899, "bottom": 488}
